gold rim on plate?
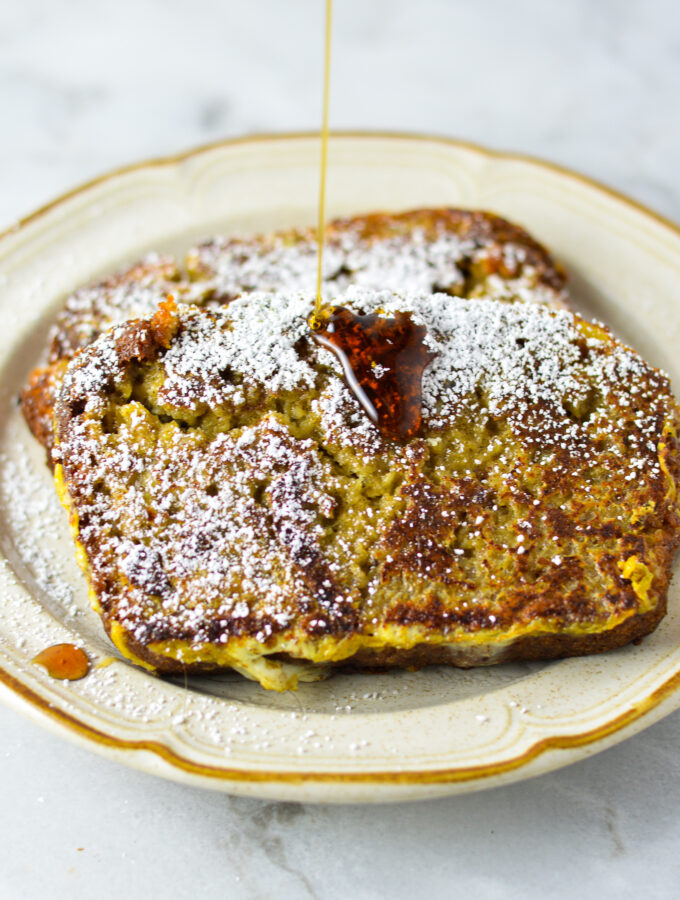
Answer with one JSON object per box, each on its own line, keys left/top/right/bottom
{"left": 2, "top": 131, "right": 680, "bottom": 794}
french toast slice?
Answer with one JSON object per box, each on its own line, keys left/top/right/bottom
{"left": 22, "top": 208, "right": 568, "bottom": 455}
{"left": 52, "top": 291, "right": 680, "bottom": 690}
{"left": 186, "top": 207, "right": 568, "bottom": 307}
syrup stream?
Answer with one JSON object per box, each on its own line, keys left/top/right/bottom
{"left": 308, "top": 0, "right": 434, "bottom": 442}
{"left": 314, "top": 0, "right": 333, "bottom": 319}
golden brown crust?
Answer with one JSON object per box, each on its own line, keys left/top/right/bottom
{"left": 329, "top": 208, "right": 568, "bottom": 295}
{"left": 103, "top": 601, "right": 666, "bottom": 678}
{"left": 20, "top": 362, "right": 68, "bottom": 455}
{"left": 48, "top": 256, "right": 181, "bottom": 363}
{"left": 188, "top": 208, "right": 568, "bottom": 301}
{"left": 333, "top": 602, "right": 667, "bottom": 672}
{"left": 21, "top": 256, "right": 181, "bottom": 454}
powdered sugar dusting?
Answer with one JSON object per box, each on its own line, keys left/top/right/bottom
{"left": 191, "top": 226, "right": 567, "bottom": 310}
{"left": 160, "top": 292, "right": 318, "bottom": 411}
{"left": 55, "top": 287, "right": 677, "bottom": 660}
{"left": 63, "top": 287, "right": 671, "bottom": 463}
{"left": 60, "top": 407, "right": 350, "bottom": 647}
{"left": 49, "top": 256, "right": 181, "bottom": 360}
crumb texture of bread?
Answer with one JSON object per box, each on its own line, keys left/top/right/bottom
{"left": 21, "top": 208, "right": 568, "bottom": 454}
{"left": 52, "top": 289, "right": 680, "bottom": 690}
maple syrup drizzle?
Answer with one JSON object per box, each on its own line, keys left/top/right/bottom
{"left": 306, "top": 0, "right": 434, "bottom": 441}
{"left": 314, "top": 0, "right": 333, "bottom": 320}
{"left": 313, "top": 307, "right": 435, "bottom": 442}
{"left": 32, "top": 643, "right": 89, "bottom": 680}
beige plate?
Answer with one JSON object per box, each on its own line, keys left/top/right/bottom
{"left": 1, "top": 133, "right": 680, "bottom": 804}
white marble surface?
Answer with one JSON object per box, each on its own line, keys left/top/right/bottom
{"left": 1, "top": 0, "right": 680, "bottom": 897}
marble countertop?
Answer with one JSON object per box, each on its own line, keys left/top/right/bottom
{"left": 2, "top": 0, "right": 680, "bottom": 897}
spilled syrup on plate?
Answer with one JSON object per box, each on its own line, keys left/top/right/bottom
{"left": 32, "top": 643, "right": 89, "bottom": 680}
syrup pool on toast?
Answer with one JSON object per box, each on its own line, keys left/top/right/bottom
{"left": 309, "top": 0, "right": 434, "bottom": 442}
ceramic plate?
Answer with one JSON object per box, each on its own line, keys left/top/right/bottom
{"left": 2, "top": 133, "right": 680, "bottom": 804}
